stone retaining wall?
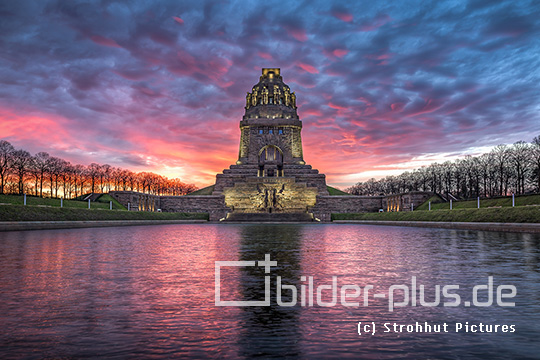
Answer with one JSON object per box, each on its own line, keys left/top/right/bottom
{"left": 109, "top": 191, "right": 160, "bottom": 211}
{"left": 107, "top": 191, "right": 433, "bottom": 222}
{"left": 160, "top": 195, "right": 230, "bottom": 221}
{"left": 311, "top": 195, "right": 384, "bottom": 222}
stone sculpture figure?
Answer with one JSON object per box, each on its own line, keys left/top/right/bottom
{"left": 262, "top": 87, "right": 269, "bottom": 104}
{"left": 252, "top": 89, "right": 258, "bottom": 106}
{"left": 264, "top": 189, "right": 269, "bottom": 209}
{"left": 273, "top": 84, "right": 281, "bottom": 104}
{"left": 284, "top": 88, "right": 290, "bottom": 106}
{"left": 246, "top": 93, "right": 251, "bottom": 108}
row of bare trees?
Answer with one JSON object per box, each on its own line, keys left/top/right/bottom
{"left": 0, "top": 140, "right": 198, "bottom": 198}
{"left": 347, "top": 137, "right": 540, "bottom": 198}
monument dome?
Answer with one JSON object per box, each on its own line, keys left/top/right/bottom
{"left": 243, "top": 68, "right": 299, "bottom": 120}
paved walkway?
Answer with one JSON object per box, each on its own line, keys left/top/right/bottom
{"left": 0, "top": 220, "right": 207, "bottom": 232}
{"left": 332, "top": 220, "right": 540, "bottom": 233}
{"left": 2, "top": 220, "right": 539, "bottom": 233}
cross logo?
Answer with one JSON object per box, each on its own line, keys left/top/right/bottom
{"left": 215, "top": 254, "right": 277, "bottom": 306}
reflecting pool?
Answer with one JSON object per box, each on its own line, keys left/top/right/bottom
{"left": 0, "top": 224, "right": 539, "bottom": 359}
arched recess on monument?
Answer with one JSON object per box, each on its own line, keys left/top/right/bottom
{"left": 258, "top": 145, "right": 284, "bottom": 177}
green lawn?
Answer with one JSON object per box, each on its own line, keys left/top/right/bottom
{"left": 186, "top": 185, "right": 215, "bottom": 195}
{"left": 0, "top": 194, "right": 126, "bottom": 210}
{"left": 332, "top": 206, "right": 540, "bottom": 223}
{"left": 0, "top": 204, "right": 208, "bottom": 221}
{"left": 327, "top": 185, "right": 350, "bottom": 195}
{"left": 415, "top": 194, "right": 540, "bottom": 211}
{"left": 94, "top": 194, "right": 126, "bottom": 209}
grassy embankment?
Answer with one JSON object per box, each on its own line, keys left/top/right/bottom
{"left": 186, "top": 185, "right": 215, "bottom": 195}
{"left": 333, "top": 194, "right": 540, "bottom": 223}
{"left": 326, "top": 186, "right": 349, "bottom": 195}
{"left": 332, "top": 207, "right": 540, "bottom": 223}
{"left": 0, "top": 193, "right": 126, "bottom": 209}
{"left": 0, "top": 194, "right": 208, "bottom": 221}
{"left": 416, "top": 194, "right": 540, "bottom": 210}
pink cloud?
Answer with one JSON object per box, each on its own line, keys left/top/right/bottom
{"left": 406, "top": 98, "right": 444, "bottom": 117}
{"left": 332, "top": 49, "right": 348, "bottom": 58}
{"left": 124, "top": 129, "right": 237, "bottom": 185}
{"left": 167, "top": 50, "right": 198, "bottom": 76}
{"left": 258, "top": 52, "right": 273, "bottom": 60}
{"left": 365, "top": 52, "right": 392, "bottom": 60}
{"left": 359, "top": 14, "right": 392, "bottom": 32}
{"left": 287, "top": 28, "right": 308, "bottom": 42}
{"left": 173, "top": 16, "right": 184, "bottom": 25}
{"left": 0, "top": 107, "right": 74, "bottom": 152}
{"left": 328, "top": 102, "right": 347, "bottom": 111}
{"left": 302, "top": 109, "right": 323, "bottom": 117}
{"left": 391, "top": 102, "right": 405, "bottom": 112}
{"left": 363, "top": 107, "right": 377, "bottom": 116}
{"left": 112, "top": 69, "right": 152, "bottom": 81}
{"left": 298, "top": 63, "right": 319, "bottom": 74}
{"left": 90, "top": 35, "right": 121, "bottom": 48}
{"left": 331, "top": 10, "right": 353, "bottom": 23}
{"left": 357, "top": 97, "right": 372, "bottom": 106}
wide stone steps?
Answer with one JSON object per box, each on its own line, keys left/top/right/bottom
{"left": 222, "top": 168, "right": 320, "bottom": 175}
{"left": 224, "top": 212, "right": 314, "bottom": 222}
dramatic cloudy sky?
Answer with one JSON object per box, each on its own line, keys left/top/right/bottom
{"left": 1, "top": 0, "right": 539, "bottom": 188}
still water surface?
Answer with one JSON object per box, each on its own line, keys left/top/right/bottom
{"left": 0, "top": 224, "right": 539, "bottom": 359}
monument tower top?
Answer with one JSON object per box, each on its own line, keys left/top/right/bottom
{"left": 261, "top": 68, "right": 281, "bottom": 79}
{"left": 237, "top": 68, "right": 304, "bottom": 166}
{"left": 244, "top": 68, "right": 298, "bottom": 120}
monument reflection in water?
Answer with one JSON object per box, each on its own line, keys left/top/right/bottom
{"left": 0, "top": 224, "right": 539, "bottom": 359}
{"left": 236, "top": 225, "right": 304, "bottom": 358}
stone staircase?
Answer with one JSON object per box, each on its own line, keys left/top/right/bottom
{"left": 212, "top": 161, "right": 329, "bottom": 223}
{"left": 214, "top": 163, "right": 328, "bottom": 194}
{"left": 224, "top": 212, "right": 314, "bottom": 222}
{"left": 221, "top": 177, "right": 318, "bottom": 213}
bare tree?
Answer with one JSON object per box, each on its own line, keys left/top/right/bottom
{"left": 72, "top": 164, "right": 87, "bottom": 197}
{"left": 33, "top": 152, "right": 50, "bottom": 197}
{"left": 0, "top": 140, "right": 15, "bottom": 194}
{"left": 509, "top": 141, "right": 531, "bottom": 194}
{"left": 46, "top": 157, "right": 64, "bottom": 198}
{"left": 532, "top": 136, "right": 540, "bottom": 192}
{"left": 99, "top": 164, "right": 111, "bottom": 193}
{"left": 12, "top": 149, "right": 32, "bottom": 194}
{"left": 87, "top": 163, "right": 101, "bottom": 194}
{"left": 60, "top": 161, "right": 73, "bottom": 198}
{"left": 478, "top": 152, "right": 494, "bottom": 197}
{"left": 492, "top": 144, "right": 509, "bottom": 195}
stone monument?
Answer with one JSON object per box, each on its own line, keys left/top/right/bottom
{"left": 213, "top": 68, "right": 328, "bottom": 221}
